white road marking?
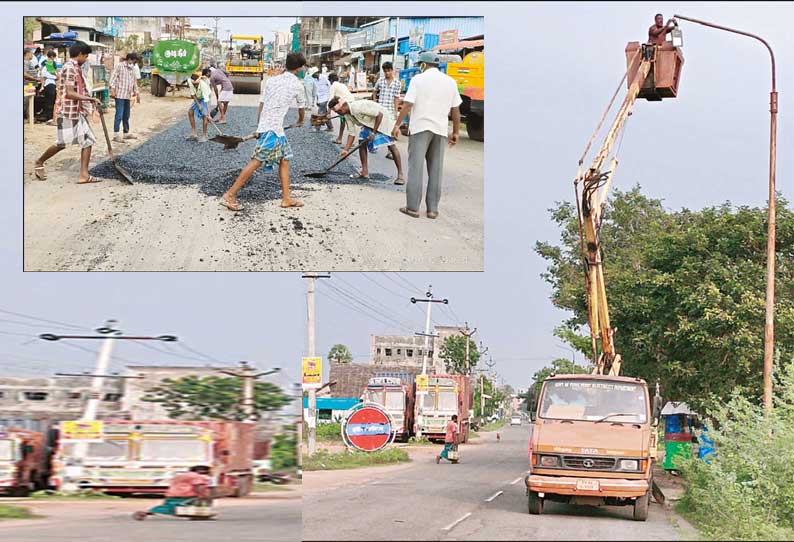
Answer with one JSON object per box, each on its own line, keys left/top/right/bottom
{"left": 442, "top": 512, "right": 472, "bottom": 532}
{"left": 510, "top": 476, "right": 523, "bottom": 485}
{"left": 485, "top": 490, "right": 504, "bottom": 502}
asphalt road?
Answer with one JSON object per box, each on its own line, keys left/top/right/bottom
{"left": 0, "top": 496, "right": 300, "bottom": 542}
{"left": 303, "top": 425, "right": 697, "bottom": 541}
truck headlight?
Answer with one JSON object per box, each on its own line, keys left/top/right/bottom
{"left": 540, "top": 455, "right": 560, "bottom": 467}
{"left": 619, "top": 459, "right": 639, "bottom": 471}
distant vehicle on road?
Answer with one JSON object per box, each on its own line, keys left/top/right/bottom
{"left": 510, "top": 416, "right": 522, "bottom": 426}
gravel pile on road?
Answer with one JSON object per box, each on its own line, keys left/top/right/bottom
{"left": 90, "top": 107, "right": 389, "bottom": 203}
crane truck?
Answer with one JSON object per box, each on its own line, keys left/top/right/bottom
{"left": 525, "top": 37, "right": 683, "bottom": 521}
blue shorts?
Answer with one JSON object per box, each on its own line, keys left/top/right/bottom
{"left": 191, "top": 99, "right": 209, "bottom": 119}
{"left": 252, "top": 131, "right": 293, "bottom": 171}
{"left": 359, "top": 126, "right": 394, "bottom": 152}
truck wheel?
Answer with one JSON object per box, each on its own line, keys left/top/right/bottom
{"left": 466, "top": 114, "right": 484, "bottom": 142}
{"left": 528, "top": 491, "right": 544, "bottom": 515}
{"left": 633, "top": 490, "right": 650, "bottom": 521}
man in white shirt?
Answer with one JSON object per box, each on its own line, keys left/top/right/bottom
{"left": 314, "top": 71, "right": 332, "bottom": 132}
{"left": 392, "top": 51, "right": 461, "bottom": 219}
{"left": 221, "top": 52, "right": 307, "bottom": 212}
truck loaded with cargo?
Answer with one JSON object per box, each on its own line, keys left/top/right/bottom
{"left": 0, "top": 428, "right": 50, "bottom": 496}
{"left": 361, "top": 376, "right": 415, "bottom": 442}
{"left": 414, "top": 374, "right": 472, "bottom": 443}
{"left": 50, "top": 420, "right": 255, "bottom": 497}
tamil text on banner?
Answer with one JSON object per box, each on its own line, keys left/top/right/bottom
{"left": 302, "top": 357, "right": 322, "bottom": 389}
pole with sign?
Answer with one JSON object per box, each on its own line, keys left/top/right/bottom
{"left": 302, "top": 273, "right": 329, "bottom": 457}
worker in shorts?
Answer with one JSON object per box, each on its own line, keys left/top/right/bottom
{"left": 327, "top": 96, "right": 405, "bottom": 185}
{"left": 186, "top": 72, "right": 211, "bottom": 142}
{"left": 33, "top": 42, "right": 101, "bottom": 184}
{"left": 206, "top": 66, "right": 234, "bottom": 124}
{"left": 437, "top": 414, "right": 459, "bottom": 464}
{"left": 220, "top": 52, "right": 307, "bottom": 212}
{"left": 133, "top": 465, "right": 212, "bottom": 520}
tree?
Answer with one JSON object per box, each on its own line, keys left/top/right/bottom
{"left": 142, "top": 375, "right": 291, "bottom": 421}
{"left": 23, "top": 17, "right": 37, "bottom": 41}
{"left": 440, "top": 335, "right": 481, "bottom": 374}
{"left": 327, "top": 344, "right": 352, "bottom": 364}
{"left": 124, "top": 34, "right": 140, "bottom": 53}
{"left": 536, "top": 186, "right": 794, "bottom": 411}
{"left": 269, "top": 431, "right": 297, "bottom": 471}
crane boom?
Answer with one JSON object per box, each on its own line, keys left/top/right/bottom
{"left": 575, "top": 47, "right": 656, "bottom": 376}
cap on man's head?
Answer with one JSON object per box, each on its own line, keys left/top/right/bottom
{"left": 418, "top": 51, "right": 440, "bottom": 65}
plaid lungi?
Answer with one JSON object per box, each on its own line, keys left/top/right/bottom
{"left": 359, "top": 126, "right": 394, "bottom": 152}
{"left": 55, "top": 115, "right": 96, "bottom": 149}
{"left": 252, "top": 131, "right": 293, "bottom": 171}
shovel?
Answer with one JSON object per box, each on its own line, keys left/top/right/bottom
{"left": 210, "top": 125, "right": 299, "bottom": 150}
{"left": 97, "top": 105, "right": 134, "bottom": 184}
{"left": 305, "top": 140, "right": 367, "bottom": 178}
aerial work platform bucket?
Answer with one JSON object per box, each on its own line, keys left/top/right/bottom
{"left": 625, "top": 42, "right": 684, "bottom": 101}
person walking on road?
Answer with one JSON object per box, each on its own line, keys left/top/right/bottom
{"left": 133, "top": 465, "right": 212, "bottom": 520}
{"left": 220, "top": 51, "right": 307, "bottom": 212}
{"left": 37, "top": 49, "right": 58, "bottom": 124}
{"left": 207, "top": 66, "right": 234, "bottom": 124}
{"left": 392, "top": 51, "right": 461, "bottom": 220}
{"left": 314, "top": 71, "right": 333, "bottom": 132}
{"left": 328, "top": 97, "right": 405, "bottom": 185}
{"left": 329, "top": 72, "right": 354, "bottom": 144}
{"left": 373, "top": 61, "right": 402, "bottom": 160}
{"left": 437, "top": 414, "right": 459, "bottom": 463}
{"left": 186, "top": 72, "right": 211, "bottom": 142}
{"left": 33, "top": 42, "right": 101, "bottom": 184}
{"left": 109, "top": 53, "right": 140, "bottom": 143}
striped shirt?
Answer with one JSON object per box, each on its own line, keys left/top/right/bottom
{"left": 109, "top": 63, "right": 138, "bottom": 100}
{"left": 57, "top": 59, "right": 89, "bottom": 120}
{"left": 375, "top": 76, "right": 402, "bottom": 115}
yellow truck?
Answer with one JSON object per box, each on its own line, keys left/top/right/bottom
{"left": 225, "top": 34, "right": 264, "bottom": 94}
{"left": 446, "top": 51, "right": 484, "bottom": 141}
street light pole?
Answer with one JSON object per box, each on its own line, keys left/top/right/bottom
{"left": 460, "top": 323, "right": 477, "bottom": 376}
{"left": 303, "top": 273, "right": 330, "bottom": 456}
{"left": 674, "top": 14, "right": 778, "bottom": 413}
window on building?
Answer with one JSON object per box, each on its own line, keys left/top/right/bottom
{"left": 376, "top": 348, "right": 381, "bottom": 355}
{"left": 385, "top": 348, "right": 392, "bottom": 356}
{"left": 397, "top": 349, "right": 402, "bottom": 355}
{"left": 429, "top": 350, "right": 434, "bottom": 358}
{"left": 407, "top": 349, "right": 413, "bottom": 357}
{"left": 23, "top": 392, "right": 48, "bottom": 401}
{"left": 67, "top": 392, "right": 82, "bottom": 400}
{"left": 0, "top": 391, "right": 5, "bottom": 399}
{"left": 103, "top": 393, "right": 122, "bottom": 402}
{"left": 418, "top": 349, "right": 422, "bottom": 356}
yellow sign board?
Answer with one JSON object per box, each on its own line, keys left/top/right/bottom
{"left": 415, "top": 374, "right": 429, "bottom": 391}
{"left": 302, "top": 357, "right": 322, "bottom": 389}
{"left": 60, "top": 420, "right": 104, "bottom": 442}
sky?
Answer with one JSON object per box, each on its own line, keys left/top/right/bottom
{"left": 189, "top": 17, "right": 294, "bottom": 41}
{"left": 5, "top": 2, "right": 793, "bottom": 392}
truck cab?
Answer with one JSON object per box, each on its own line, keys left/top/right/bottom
{"left": 361, "top": 377, "right": 414, "bottom": 442}
{"left": 526, "top": 374, "right": 657, "bottom": 521}
{"left": 415, "top": 375, "right": 471, "bottom": 442}
{"left": 0, "top": 428, "right": 47, "bottom": 496}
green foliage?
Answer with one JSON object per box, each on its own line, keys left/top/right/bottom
{"left": 0, "top": 504, "right": 39, "bottom": 520}
{"left": 30, "top": 489, "right": 120, "bottom": 500}
{"left": 269, "top": 432, "right": 297, "bottom": 471}
{"left": 473, "top": 376, "right": 508, "bottom": 417}
{"left": 480, "top": 418, "right": 508, "bottom": 432}
{"left": 406, "top": 436, "right": 432, "bottom": 446}
{"left": 327, "top": 344, "right": 353, "bottom": 364}
{"left": 142, "top": 375, "right": 291, "bottom": 421}
{"left": 304, "top": 447, "right": 410, "bottom": 470}
{"left": 441, "top": 335, "right": 481, "bottom": 375}
{"left": 676, "top": 361, "right": 794, "bottom": 540}
{"left": 23, "top": 18, "right": 37, "bottom": 41}
{"left": 301, "top": 422, "right": 342, "bottom": 442}
{"left": 536, "top": 186, "right": 794, "bottom": 411}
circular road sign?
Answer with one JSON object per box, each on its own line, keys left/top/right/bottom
{"left": 341, "top": 403, "right": 394, "bottom": 452}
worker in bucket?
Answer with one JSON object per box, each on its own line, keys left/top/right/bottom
{"left": 220, "top": 51, "right": 307, "bottom": 212}
{"left": 186, "top": 72, "right": 211, "bottom": 143}
{"left": 436, "top": 414, "right": 459, "bottom": 464}
{"left": 133, "top": 465, "right": 212, "bottom": 520}
{"left": 648, "top": 13, "right": 677, "bottom": 45}
{"left": 326, "top": 96, "right": 405, "bottom": 185}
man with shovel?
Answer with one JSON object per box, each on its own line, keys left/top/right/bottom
{"left": 33, "top": 42, "right": 101, "bottom": 184}
{"left": 220, "top": 52, "right": 307, "bottom": 211}
{"left": 186, "top": 72, "right": 211, "bottom": 143}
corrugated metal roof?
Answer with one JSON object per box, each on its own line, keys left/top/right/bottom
{"left": 388, "top": 17, "right": 484, "bottom": 40}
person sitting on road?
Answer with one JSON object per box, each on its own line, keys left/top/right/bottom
{"left": 437, "top": 414, "right": 459, "bottom": 464}
{"left": 133, "top": 465, "right": 212, "bottom": 520}
{"left": 327, "top": 96, "right": 405, "bottom": 185}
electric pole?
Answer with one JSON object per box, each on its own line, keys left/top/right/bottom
{"left": 213, "top": 17, "right": 220, "bottom": 41}
{"left": 217, "top": 362, "right": 280, "bottom": 423}
{"left": 303, "top": 273, "right": 330, "bottom": 457}
{"left": 460, "top": 323, "right": 477, "bottom": 375}
{"left": 411, "top": 286, "right": 448, "bottom": 439}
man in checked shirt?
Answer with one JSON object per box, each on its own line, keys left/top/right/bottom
{"left": 33, "top": 42, "right": 101, "bottom": 184}
{"left": 109, "top": 52, "right": 141, "bottom": 143}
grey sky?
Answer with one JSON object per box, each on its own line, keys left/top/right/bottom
{"left": 189, "top": 17, "right": 294, "bottom": 41}
{"left": 6, "top": 2, "right": 793, "bottom": 391}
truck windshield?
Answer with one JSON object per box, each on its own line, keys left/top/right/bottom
{"left": 437, "top": 391, "right": 457, "bottom": 412}
{"left": 385, "top": 391, "right": 404, "bottom": 410}
{"left": 63, "top": 440, "right": 129, "bottom": 460}
{"left": 539, "top": 380, "right": 647, "bottom": 423}
{"left": 139, "top": 439, "right": 208, "bottom": 461}
{"left": 0, "top": 439, "right": 14, "bottom": 460}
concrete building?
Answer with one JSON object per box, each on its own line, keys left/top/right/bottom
{"left": 298, "top": 17, "right": 381, "bottom": 58}
{"left": 273, "top": 31, "right": 290, "bottom": 63}
{"left": 370, "top": 324, "right": 466, "bottom": 372}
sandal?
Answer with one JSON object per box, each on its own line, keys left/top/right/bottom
{"left": 350, "top": 170, "right": 370, "bottom": 180}
{"left": 281, "top": 199, "right": 305, "bottom": 209}
{"left": 220, "top": 197, "right": 243, "bottom": 212}
{"left": 392, "top": 177, "right": 406, "bottom": 186}
{"left": 185, "top": 135, "right": 198, "bottom": 141}
{"left": 77, "top": 176, "right": 101, "bottom": 184}
{"left": 427, "top": 211, "right": 439, "bottom": 219}
{"left": 34, "top": 166, "right": 46, "bottom": 180}
{"left": 399, "top": 207, "right": 420, "bottom": 218}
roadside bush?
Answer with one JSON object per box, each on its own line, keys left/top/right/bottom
{"left": 0, "top": 504, "right": 39, "bottom": 519}
{"left": 677, "top": 360, "right": 794, "bottom": 540}
{"left": 304, "top": 447, "right": 410, "bottom": 471}
{"left": 406, "top": 436, "right": 433, "bottom": 446}
{"left": 269, "top": 432, "right": 297, "bottom": 471}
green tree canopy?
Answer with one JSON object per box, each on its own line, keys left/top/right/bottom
{"left": 142, "top": 375, "right": 291, "bottom": 421}
{"left": 535, "top": 186, "right": 794, "bottom": 411}
{"left": 327, "top": 344, "right": 353, "bottom": 364}
{"left": 440, "top": 335, "right": 481, "bottom": 374}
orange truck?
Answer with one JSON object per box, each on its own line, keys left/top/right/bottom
{"left": 0, "top": 428, "right": 49, "bottom": 496}
{"left": 51, "top": 420, "right": 254, "bottom": 497}
{"left": 526, "top": 375, "right": 660, "bottom": 521}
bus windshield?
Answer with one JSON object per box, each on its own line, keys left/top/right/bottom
{"left": 539, "top": 379, "right": 647, "bottom": 423}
